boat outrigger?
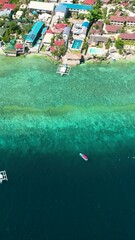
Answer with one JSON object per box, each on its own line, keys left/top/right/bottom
{"left": 0, "top": 170, "right": 8, "bottom": 183}
{"left": 79, "top": 153, "right": 88, "bottom": 161}
{"left": 56, "top": 64, "right": 71, "bottom": 76}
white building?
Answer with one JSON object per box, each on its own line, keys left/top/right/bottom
{"left": 28, "top": 1, "right": 55, "bottom": 14}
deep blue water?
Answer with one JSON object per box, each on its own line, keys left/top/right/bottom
{"left": 0, "top": 143, "right": 135, "bottom": 240}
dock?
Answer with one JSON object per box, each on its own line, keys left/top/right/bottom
{"left": 0, "top": 170, "right": 8, "bottom": 183}
{"left": 56, "top": 64, "right": 71, "bottom": 76}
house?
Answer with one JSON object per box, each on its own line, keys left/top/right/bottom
{"left": 88, "top": 35, "right": 108, "bottom": 46}
{"left": 84, "top": 0, "right": 95, "bottom": 5}
{"left": 42, "top": 31, "right": 54, "bottom": 44}
{"left": 54, "top": 40, "right": 65, "bottom": 46}
{"left": 62, "top": 52, "right": 82, "bottom": 65}
{"left": 62, "top": 26, "right": 71, "bottom": 42}
{"left": 0, "top": 0, "right": 8, "bottom": 6}
{"left": 15, "top": 43, "right": 25, "bottom": 54}
{"left": 62, "top": 3, "right": 93, "bottom": 14}
{"left": 0, "top": 8, "right": 11, "bottom": 17}
{"left": 2, "top": 3, "right": 16, "bottom": 10}
{"left": 53, "top": 23, "right": 67, "bottom": 34}
{"left": 105, "top": 25, "right": 122, "bottom": 33}
{"left": 110, "top": 16, "right": 126, "bottom": 25}
{"left": 120, "top": 33, "right": 135, "bottom": 40}
{"left": 25, "top": 21, "right": 44, "bottom": 47}
{"left": 55, "top": 4, "right": 68, "bottom": 19}
{"left": 28, "top": 1, "right": 55, "bottom": 15}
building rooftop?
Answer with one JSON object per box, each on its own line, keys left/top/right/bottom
{"left": 26, "top": 21, "right": 44, "bottom": 43}
{"left": 28, "top": 1, "right": 55, "bottom": 12}
{"left": 62, "top": 3, "right": 93, "bottom": 11}
{"left": 106, "top": 25, "right": 122, "bottom": 33}
{"left": 2, "top": 3, "right": 16, "bottom": 10}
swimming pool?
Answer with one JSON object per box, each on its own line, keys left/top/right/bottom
{"left": 71, "top": 40, "right": 83, "bottom": 50}
{"left": 89, "top": 47, "right": 104, "bottom": 54}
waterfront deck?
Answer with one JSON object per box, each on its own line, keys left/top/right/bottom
{"left": 56, "top": 64, "right": 71, "bottom": 76}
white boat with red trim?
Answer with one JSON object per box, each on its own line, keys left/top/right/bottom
{"left": 79, "top": 153, "right": 88, "bottom": 161}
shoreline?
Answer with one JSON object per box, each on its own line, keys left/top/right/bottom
{"left": 1, "top": 47, "right": 135, "bottom": 65}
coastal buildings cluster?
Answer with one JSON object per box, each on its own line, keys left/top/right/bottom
{"left": 0, "top": 0, "right": 135, "bottom": 64}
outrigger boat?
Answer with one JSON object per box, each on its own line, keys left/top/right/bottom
{"left": 79, "top": 153, "right": 88, "bottom": 161}
{"left": 0, "top": 170, "right": 8, "bottom": 183}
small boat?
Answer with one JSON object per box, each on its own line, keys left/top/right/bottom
{"left": 0, "top": 170, "right": 8, "bottom": 183}
{"left": 79, "top": 153, "right": 88, "bottom": 161}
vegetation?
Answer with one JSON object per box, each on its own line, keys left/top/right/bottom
{"left": 86, "top": 0, "right": 103, "bottom": 24}
{"left": 115, "top": 36, "right": 124, "bottom": 54}
{"left": 82, "top": 38, "right": 88, "bottom": 53}
{"left": 105, "top": 38, "right": 112, "bottom": 49}
{"left": 52, "top": 45, "right": 67, "bottom": 59}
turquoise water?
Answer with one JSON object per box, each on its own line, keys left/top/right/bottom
{"left": 0, "top": 55, "right": 135, "bottom": 240}
{"left": 71, "top": 39, "right": 82, "bottom": 50}
{"left": 89, "top": 47, "right": 104, "bottom": 54}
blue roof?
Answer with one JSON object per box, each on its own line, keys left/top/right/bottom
{"left": 26, "top": 21, "right": 44, "bottom": 43}
{"left": 82, "top": 21, "right": 89, "bottom": 27}
{"left": 41, "top": 27, "right": 47, "bottom": 35}
{"left": 55, "top": 4, "right": 67, "bottom": 13}
{"left": 62, "top": 3, "right": 93, "bottom": 11}
{"left": 63, "top": 26, "right": 71, "bottom": 35}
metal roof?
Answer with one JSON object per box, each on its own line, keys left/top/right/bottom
{"left": 26, "top": 21, "right": 44, "bottom": 43}
{"left": 62, "top": 3, "right": 93, "bottom": 11}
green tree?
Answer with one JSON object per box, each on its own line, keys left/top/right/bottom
{"left": 115, "top": 36, "right": 124, "bottom": 53}
{"left": 52, "top": 45, "right": 67, "bottom": 59}
{"left": 87, "top": 0, "right": 102, "bottom": 24}
{"left": 2, "top": 29, "right": 10, "bottom": 43}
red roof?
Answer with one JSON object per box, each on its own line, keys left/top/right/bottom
{"left": 55, "top": 23, "right": 67, "bottom": 29}
{"left": 120, "top": 33, "right": 135, "bottom": 40}
{"left": 121, "top": 2, "right": 127, "bottom": 6}
{"left": 15, "top": 43, "right": 24, "bottom": 49}
{"left": 110, "top": 16, "right": 126, "bottom": 22}
{"left": 2, "top": 3, "right": 16, "bottom": 10}
{"left": 0, "top": 0, "right": 8, "bottom": 6}
{"left": 50, "top": 46, "right": 56, "bottom": 52}
{"left": 84, "top": 0, "right": 95, "bottom": 5}
{"left": 54, "top": 40, "right": 64, "bottom": 46}
{"left": 106, "top": 25, "right": 122, "bottom": 33}
{"left": 46, "top": 29, "right": 53, "bottom": 33}
{"left": 126, "top": 17, "right": 135, "bottom": 22}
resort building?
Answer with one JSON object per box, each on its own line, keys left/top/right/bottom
{"left": 120, "top": 33, "right": 135, "bottom": 40}
{"left": 83, "top": 0, "right": 95, "bottom": 5}
{"left": 54, "top": 4, "right": 68, "bottom": 19}
{"left": 72, "top": 20, "right": 90, "bottom": 39}
{"left": 25, "top": 21, "right": 44, "bottom": 47}
{"left": 15, "top": 43, "right": 25, "bottom": 55}
{"left": 62, "top": 3, "right": 93, "bottom": 14}
{"left": 28, "top": 1, "right": 55, "bottom": 15}
{"left": 105, "top": 25, "right": 122, "bottom": 33}
{"left": 110, "top": 16, "right": 135, "bottom": 26}
{"left": 126, "top": 17, "right": 135, "bottom": 26}
{"left": 110, "top": 16, "right": 126, "bottom": 25}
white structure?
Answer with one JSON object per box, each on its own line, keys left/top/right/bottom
{"left": 61, "top": 0, "right": 73, "bottom": 3}
{"left": 15, "top": 10, "right": 23, "bottom": 19}
{"left": 0, "top": 171, "right": 8, "bottom": 183}
{"left": 43, "top": 33, "right": 54, "bottom": 44}
{"left": 55, "top": 4, "right": 67, "bottom": 19}
{"left": 28, "top": 1, "right": 55, "bottom": 14}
